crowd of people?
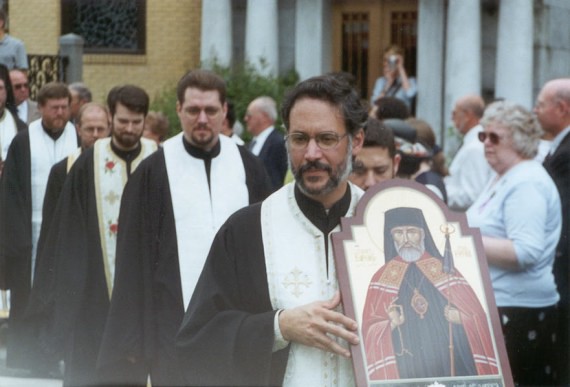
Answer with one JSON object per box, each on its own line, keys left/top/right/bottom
{"left": 0, "top": 43, "right": 567, "bottom": 387}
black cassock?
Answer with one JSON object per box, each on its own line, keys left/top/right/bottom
{"left": 176, "top": 204, "right": 287, "bottom": 387}
{"left": 29, "top": 143, "right": 151, "bottom": 386}
{"left": 176, "top": 186, "right": 352, "bottom": 387}
{"left": 98, "top": 144, "right": 271, "bottom": 386}
{"left": 0, "top": 130, "right": 34, "bottom": 369}
{"left": 0, "top": 122, "right": 68, "bottom": 372}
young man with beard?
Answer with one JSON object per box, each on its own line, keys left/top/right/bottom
{"left": 361, "top": 207, "right": 497, "bottom": 380}
{"left": 33, "top": 85, "right": 157, "bottom": 386}
{"left": 0, "top": 82, "right": 78, "bottom": 372}
{"left": 176, "top": 74, "right": 366, "bottom": 386}
{"left": 97, "top": 69, "right": 271, "bottom": 386}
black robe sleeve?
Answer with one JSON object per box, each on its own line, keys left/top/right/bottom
{"left": 24, "top": 157, "right": 70, "bottom": 361}
{"left": 544, "top": 135, "right": 570, "bottom": 306}
{"left": 30, "top": 157, "right": 69, "bottom": 303}
{"left": 35, "top": 157, "right": 69, "bottom": 260}
{"left": 260, "top": 130, "right": 288, "bottom": 192}
{"left": 176, "top": 204, "right": 289, "bottom": 387}
{"left": 35, "top": 150, "right": 100, "bottom": 357}
{"left": 238, "top": 145, "right": 273, "bottom": 203}
{"left": 0, "top": 130, "right": 31, "bottom": 292}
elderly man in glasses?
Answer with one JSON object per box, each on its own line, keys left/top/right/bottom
{"left": 177, "top": 73, "right": 366, "bottom": 386}
{"left": 9, "top": 69, "right": 40, "bottom": 125}
{"left": 444, "top": 94, "right": 493, "bottom": 211}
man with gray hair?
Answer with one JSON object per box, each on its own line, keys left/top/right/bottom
{"left": 245, "top": 95, "right": 287, "bottom": 191}
{"left": 535, "top": 78, "right": 570, "bottom": 385}
{"left": 68, "top": 82, "right": 92, "bottom": 123}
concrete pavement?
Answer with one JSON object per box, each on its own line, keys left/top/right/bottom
{"left": 0, "top": 375, "right": 62, "bottom": 387}
{"left": 0, "top": 343, "right": 62, "bottom": 387}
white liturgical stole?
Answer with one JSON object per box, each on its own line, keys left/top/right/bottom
{"left": 164, "top": 133, "right": 249, "bottom": 307}
{"left": 29, "top": 120, "right": 77, "bottom": 281}
{"left": 66, "top": 147, "right": 83, "bottom": 172}
{"left": 0, "top": 110, "right": 18, "bottom": 161}
{"left": 94, "top": 137, "right": 157, "bottom": 297}
{"left": 262, "top": 182, "right": 363, "bottom": 387}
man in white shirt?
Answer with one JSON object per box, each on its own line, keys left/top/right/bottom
{"left": 444, "top": 94, "right": 493, "bottom": 211}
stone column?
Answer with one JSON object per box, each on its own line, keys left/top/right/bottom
{"left": 416, "top": 0, "right": 446, "bottom": 145}
{"left": 444, "top": 0, "right": 481, "bottom": 156}
{"left": 495, "top": 0, "right": 533, "bottom": 108}
{"left": 245, "top": 0, "right": 278, "bottom": 76}
{"left": 200, "top": 0, "right": 233, "bottom": 68}
{"left": 295, "top": 0, "right": 332, "bottom": 80}
{"left": 59, "top": 33, "right": 84, "bottom": 83}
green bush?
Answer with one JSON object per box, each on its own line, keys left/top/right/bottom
{"left": 150, "top": 80, "right": 179, "bottom": 139}
{"left": 150, "top": 60, "right": 299, "bottom": 141}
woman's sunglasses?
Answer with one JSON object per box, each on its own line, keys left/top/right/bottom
{"left": 478, "top": 131, "right": 502, "bottom": 145}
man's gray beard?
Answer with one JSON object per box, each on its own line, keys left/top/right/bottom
{"left": 395, "top": 239, "right": 426, "bottom": 262}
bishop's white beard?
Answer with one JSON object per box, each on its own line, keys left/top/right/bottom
{"left": 395, "top": 239, "right": 426, "bottom": 262}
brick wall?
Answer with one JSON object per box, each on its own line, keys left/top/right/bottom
{"left": 8, "top": 0, "right": 202, "bottom": 107}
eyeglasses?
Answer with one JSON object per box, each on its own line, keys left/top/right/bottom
{"left": 285, "top": 132, "right": 348, "bottom": 150}
{"left": 478, "top": 131, "right": 502, "bottom": 145}
{"left": 13, "top": 83, "right": 29, "bottom": 90}
{"left": 185, "top": 106, "right": 221, "bottom": 118}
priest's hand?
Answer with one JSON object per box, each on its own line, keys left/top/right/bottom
{"left": 278, "top": 291, "right": 359, "bottom": 358}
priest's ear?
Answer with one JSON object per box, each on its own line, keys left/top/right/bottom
{"left": 351, "top": 128, "right": 364, "bottom": 156}
{"left": 221, "top": 101, "right": 228, "bottom": 121}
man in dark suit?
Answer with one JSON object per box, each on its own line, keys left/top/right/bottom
{"left": 245, "top": 96, "right": 287, "bottom": 191}
{"left": 536, "top": 78, "right": 570, "bottom": 385}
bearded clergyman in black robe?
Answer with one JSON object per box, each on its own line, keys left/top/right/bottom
{"left": 0, "top": 82, "right": 78, "bottom": 371}
{"left": 175, "top": 73, "right": 369, "bottom": 386}
{"left": 97, "top": 69, "right": 272, "bottom": 386}
{"left": 29, "top": 85, "right": 157, "bottom": 386}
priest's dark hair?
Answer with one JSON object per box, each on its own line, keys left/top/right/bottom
{"left": 363, "top": 117, "right": 397, "bottom": 157}
{"left": 280, "top": 73, "right": 367, "bottom": 136}
{"left": 176, "top": 69, "right": 226, "bottom": 105}
{"left": 106, "top": 84, "right": 150, "bottom": 117}
{"left": 37, "top": 82, "right": 72, "bottom": 107}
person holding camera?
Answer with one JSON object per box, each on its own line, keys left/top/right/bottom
{"left": 370, "top": 45, "right": 417, "bottom": 110}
